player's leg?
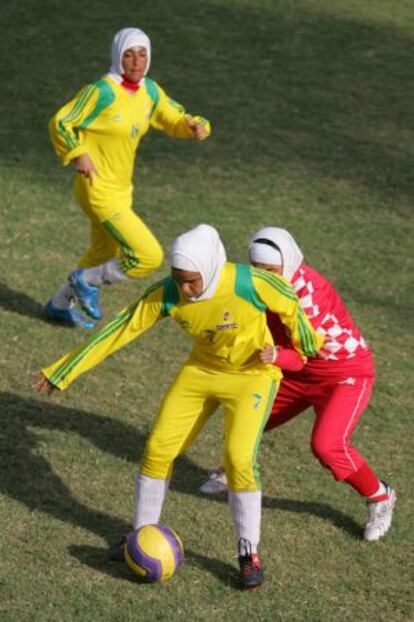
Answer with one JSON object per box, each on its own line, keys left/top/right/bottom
{"left": 200, "top": 377, "right": 309, "bottom": 494}
{"left": 71, "top": 208, "right": 164, "bottom": 319}
{"left": 310, "top": 377, "right": 396, "bottom": 540}
{"left": 136, "top": 365, "right": 218, "bottom": 525}
{"left": 69, "top": 210, "right": 121, "bottom": 320}
{"left": 45, "top": 190, "right": 117, "bottom": 326}
{"left": 109, "top": 365, "right": 218, "bottom": 560}
{"left": 221, "top": 373, "right": 278, "bottom": 588}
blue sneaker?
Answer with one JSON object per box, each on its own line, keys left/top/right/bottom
{"left": 69, "top": 269, "right": 103, "bottom": 320}
{"left": 44, "top": 300, "right": 95, "bottom": 329}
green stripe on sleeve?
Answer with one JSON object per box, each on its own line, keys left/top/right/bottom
{"left": 298, "top": 309, "right": 317, "bottom": 355}
{"left": 78, "top": 80, "right": 115, "bottom": 129}
{"left": 144, "top": 77, "right": 160, "bottom": 115}
{"left": 56, "top": 84, "right": 97, "bottom": 149}
{"left": 61, "top": 84, "right": 96, "bottom": 124}
{"left": 49, "top": 305, "right": 136, "bottom": 386}
{"left": 161, "top": 277, "right": 180, "bottom": 316}
{"left": 251, "top": 267, "right": 298, "bottom": 301}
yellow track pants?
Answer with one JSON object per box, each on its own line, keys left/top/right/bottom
{"left": 140, "top": 364, "right": 278, "bottom": 492}
{"left": 74, "top": 177, "right": 164, "bottom": 277}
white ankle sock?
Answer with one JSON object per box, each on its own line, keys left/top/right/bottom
{"left": 82, "top": 259, "right": 128, "bottom": 286}
{"left": 102, "top": 258, "right": 129, "bottom": 284}
{"left": 228, "top": 490, "right": 261, "bottom": 554}
{"left": 51, "top": 282, "right": 75, "bottom": 310}
{"left": 133, "top": 472, "right": 170, "bottom": 529}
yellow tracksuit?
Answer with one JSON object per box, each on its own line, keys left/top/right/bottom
{"left": 43, "top": 263, "right": 323, "bottom": 490}
{"left": 49, "top": 76, "right": 211, "bottom": 276}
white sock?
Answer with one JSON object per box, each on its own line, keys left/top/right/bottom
{"left": 133, "top": 472, "right": 170, "bottom": 529}
{"left": 51, "top": 282, "right": 75, "bottom": 310}
{"left": 369, "top": 481, "right": 387, "bottom": 500}
{"left": 102, "top": 258, "right": 129, "bottom": 284}
{"left": 82, "top": 259, "right": 128, "bottom": 286}
{"left": 228, "top": 490, "right": 261, "bottom": 554}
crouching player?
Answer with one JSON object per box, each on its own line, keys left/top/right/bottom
{"left": 201, "top": 227, "right": 396, "bottom": 543}
{"left": 35, "top": 224, "right": 323, "bottom": 589}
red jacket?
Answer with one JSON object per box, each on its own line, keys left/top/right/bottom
{"left": 269, "top": 264, "right": 375, "bottom": 381}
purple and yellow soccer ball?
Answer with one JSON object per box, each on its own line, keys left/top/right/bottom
{"left": 124, "top": 524, "right": 184, "bottom": 582}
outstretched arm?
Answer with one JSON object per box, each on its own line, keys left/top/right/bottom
{"left": 37, "top": 281, "right": 166, "bottom": 393}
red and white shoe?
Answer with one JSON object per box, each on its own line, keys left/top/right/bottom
{"left": 238, "top": 538, "right": 264, "bottom": 589}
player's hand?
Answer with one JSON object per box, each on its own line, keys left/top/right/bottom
{"left": 259, "top": 343, "right": 279, "bottom": 365}
{"left": 184, "top": 115, "right": 210, "bottom": 141}
{"left": 72, "top": 153, "right": 99, "bottom": 186}
{"left": 32, "top": 371, "right": 58, "bottom": 397}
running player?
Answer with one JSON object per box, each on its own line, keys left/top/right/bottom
{"left": 46, "top": 27, "right": 211, "bottom": 329}
{"left": 200, "top": 227, "right": 396, "bottom": 543}
{"left": 35, "top": 224, "right": 323, "bottom": 589}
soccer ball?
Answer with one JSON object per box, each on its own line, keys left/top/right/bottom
{"left": 124, "top": 524, "right": 184, "bottom": 582}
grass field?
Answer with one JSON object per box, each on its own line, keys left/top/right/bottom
{"left": 1, "top": 0, "right": 413, "bottom": 620}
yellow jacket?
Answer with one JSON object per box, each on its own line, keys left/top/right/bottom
{"left": 43, "top": 263, "right": 324, "bottom": 390}
{"left": 49, "top": 76, "right": 211, "bottom": 192}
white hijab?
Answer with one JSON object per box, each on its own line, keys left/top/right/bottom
{"left": 248, "top": 227, "right": 304, "bottom": 282}
{"left": 107, "top": 27, "right": 151, "bottom": 83}
{"left": 170, "top": 224, "right": 227, "bottom": 301}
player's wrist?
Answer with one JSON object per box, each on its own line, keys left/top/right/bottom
{"left": 271, "top": 345, "right": 279, "bottom": 364}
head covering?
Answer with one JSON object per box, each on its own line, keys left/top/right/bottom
{"left": 108, "top": 27, "right": 151, "bottom": 82}
{"left": 170, "top": 224, "right": 227, "bottom": 301}
{"left": 248, "top": 227, "right": 304, "bottom": 282}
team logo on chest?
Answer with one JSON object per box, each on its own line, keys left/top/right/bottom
{"left": 216, "top": 309, "right": 238, "bottom": 330}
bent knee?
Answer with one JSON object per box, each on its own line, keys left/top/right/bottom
{"left": 124, "top": 243, "right": 164, "bottom": 277}
{"left": 311, "top": 437, "right": 337, "bottom": 466}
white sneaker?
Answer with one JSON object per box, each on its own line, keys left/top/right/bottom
{"left": 199, "top": 469, "right": 228, "bottom": 494}
{"left": 364, "top": 483, "right": 397, "bottom": 542}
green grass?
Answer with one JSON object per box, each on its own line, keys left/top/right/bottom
{"left": 0, "top": 0, "right": 413, "bottom": 620}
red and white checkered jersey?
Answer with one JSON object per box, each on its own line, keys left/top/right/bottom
{"left": 267, "top": 264, "right": 374, "bottom": 380}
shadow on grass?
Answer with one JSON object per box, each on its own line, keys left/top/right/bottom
{"left": 262, "top": 495, "right": 362, "bottom": 539}
{"left": 0, "top": 282, "right": 46, "bottom": 321}
{"left": 185, "top": 549, "right": 239, "bottom": 589}
{"left": 69, "top": 544, "right": 240, "bottom": 589}
{"left": 0, "top": 389, "right": 361, "bottom": 577}
{"left": 69, "top": 545, "right": 140, "bottom": 584}
{"left": 0, "top": 391, "right": 206, "bottom": 545}
{"left": 192, "top": 488, "right": 362, "bottom": 540}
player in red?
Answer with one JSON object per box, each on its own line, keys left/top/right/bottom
{"left": 201, "top": 227, "right": 396, "bottom": 542}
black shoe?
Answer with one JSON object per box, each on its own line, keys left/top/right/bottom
{"left": 108, "top": 535, "right": 127, "bottom": 561}
{"left": 238, "top": 538, "right": 264, "bottom": 589}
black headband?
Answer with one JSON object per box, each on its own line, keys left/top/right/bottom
{"left": 253, "top": 238, "right": 282, "bottom": 253}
